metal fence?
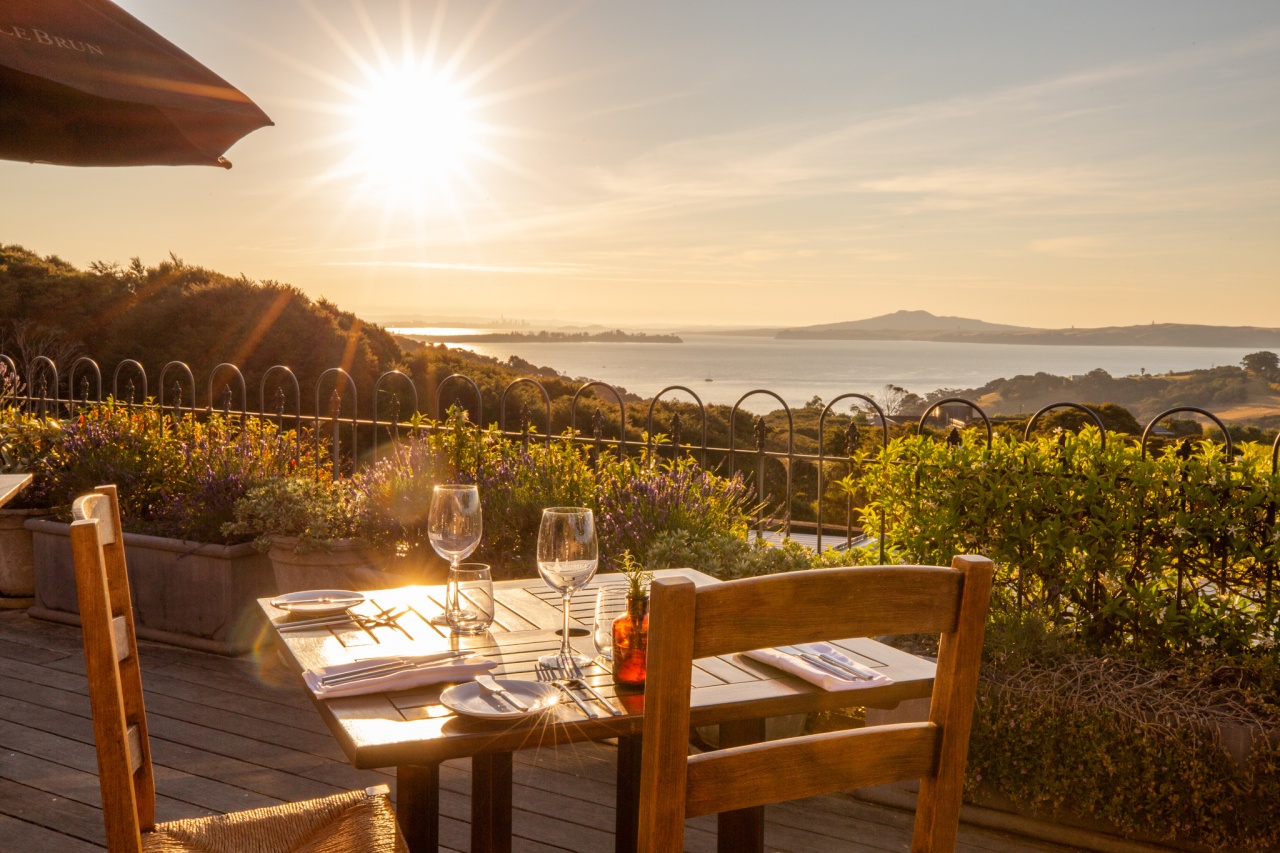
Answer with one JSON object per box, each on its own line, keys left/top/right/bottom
{"left": 4, "top": 352, "right": 1280, "bottom": 567}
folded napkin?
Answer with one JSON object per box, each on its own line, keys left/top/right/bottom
{"left": 304, "top": 653, "right": 496, "bottom": 699}
{"left": 743, "top": 642, "right": 893, "bottom": 692}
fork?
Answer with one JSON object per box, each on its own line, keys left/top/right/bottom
{"left": 535, "top": 663, "right": 597, "bottom": 718}
{"left": 554, "top": 657, "right": 622, "bottom": 716}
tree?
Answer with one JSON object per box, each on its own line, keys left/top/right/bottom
{"left": 871, "top": 384, "right": 912, "bottom": 417}
{"left": 1241, "top": 351, "right": 1279, "bottom": 378}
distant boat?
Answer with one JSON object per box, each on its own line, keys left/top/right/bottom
{"left": 705, "top": 373, "right": 713, "bottom": 382}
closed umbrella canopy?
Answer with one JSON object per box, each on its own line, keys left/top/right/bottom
{"left": 0, "top": 0, "right": 271, "bottom": 168}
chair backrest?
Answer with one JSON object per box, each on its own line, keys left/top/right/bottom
{"left": 70, "top": 485, "right": 155, "bottom": 853}
{"left": 636, "top": 555, "right": 993, "bottom": 853}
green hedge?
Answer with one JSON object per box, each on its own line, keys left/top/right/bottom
{"left": 859, "top": 428, "right": 1280, "bottom": 658}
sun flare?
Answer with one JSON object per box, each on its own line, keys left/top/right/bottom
{"left": 332, "top": 63, "right": 483, "bottom": 211}
{"left": 350, "top": 67, "right": 477, "bottom": 185}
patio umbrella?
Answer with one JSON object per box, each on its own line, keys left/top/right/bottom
{"left": 0, "top": 0, "right": 271, "bottom": 168}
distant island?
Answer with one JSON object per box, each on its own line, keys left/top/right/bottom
{"left": 775, "top": 310, "right": 1280, "bottom": 348}
{"left": 401, "top": 329, "right": 682, "bottom": 344}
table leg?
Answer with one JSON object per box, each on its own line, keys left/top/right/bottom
{"left": 472, "top": 752, "right": 513, "bottom": 853}
{"left": 717, "top": 718, "right": 767, "bottom": 853}
{"left": 614, "top": 735, "right": 642, "bottom": 853}
{"left": 397, "top": 764, "right": 439, "bottom": 853}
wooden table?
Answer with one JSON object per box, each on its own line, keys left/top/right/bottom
{"left": 0, "top": 473, "right": 33, "bottom": 509}
{"left": 261, "top": 569, "right": 936, "bottom": 853}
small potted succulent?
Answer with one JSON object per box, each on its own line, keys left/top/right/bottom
{"left": 611, "top": 550, "right": 652, "bottom": 687}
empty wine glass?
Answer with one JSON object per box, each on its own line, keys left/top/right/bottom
{"left": 429, "top": 484, "right": 482, "bottom": 567}
{"left": 429, "top": 484, "right": 482, "bottom": 626}
{"left": 537, "top": 507, "right": 598, "bottom": 668}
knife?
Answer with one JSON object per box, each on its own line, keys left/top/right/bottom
{"left": 476, "top": 675, "right": 529, "bottom": 712}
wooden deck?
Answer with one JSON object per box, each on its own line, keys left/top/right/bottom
{"left": 0, "top": 610, "right": 1080, "bottom": 852}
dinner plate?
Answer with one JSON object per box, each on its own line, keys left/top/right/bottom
{"left": 270, "top": 589, "right": 366, "bottom": 617}
{"left": 440, "top": 679, "right": 560, "bottom": 720}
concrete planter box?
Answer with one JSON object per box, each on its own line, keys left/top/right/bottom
{"left": 0, "top": 508, "right": 50, "bottom": 606}
{"left": 267, "top": 536, "right": 448, "bottom": 593}
{"left": 267, "top": 537, "right": 401, "bottom": 594}
{"left": 26, "top": 518, "right": 276, "bottom": 655}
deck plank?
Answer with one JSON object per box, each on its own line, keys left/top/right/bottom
{"left": 0, "top": 611, "right": 1086, "bottom": 853}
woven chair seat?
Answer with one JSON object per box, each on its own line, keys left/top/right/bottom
{"left": 142, "top": 788, "right": 406, "bottom": 853}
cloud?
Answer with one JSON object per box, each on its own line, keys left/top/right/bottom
{"left": 1029, "top": 236, "right": 1105, "bottom": 256}
{"left": 325, "top": 260, "right": 584, "bottom": 275}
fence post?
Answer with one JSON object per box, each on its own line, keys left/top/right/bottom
{"left": 754, "top": 416, "right": 769, "bottom": 541}
{"left": 329, "top": 388, "right": 342, "bottom": 479}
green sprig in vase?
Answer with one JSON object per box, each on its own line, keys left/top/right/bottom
{"left": 611, "top": 551, "right": 651, "bottom": 687}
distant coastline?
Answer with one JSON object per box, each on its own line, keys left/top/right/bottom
{"left": 774, "top": 325, "right": 1280, "bottom": 348}
{"left": 772, "top": 312, "right": 1280, "bottom": 348}
{"left": 400, "top": 329, "right": 682, "bottom": 344}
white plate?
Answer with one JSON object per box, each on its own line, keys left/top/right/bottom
{"left": 440, "top": 679, "right": 561, "bottom": 720}
{"left": 270, "top": 589, "right": 366, "bottom": 617}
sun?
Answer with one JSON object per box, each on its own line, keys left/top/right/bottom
{"left": 335, "top": 63, "right": 482, "bottom": 208}
{"left": 352, "top": 66, "right": 477, "bottom": 185}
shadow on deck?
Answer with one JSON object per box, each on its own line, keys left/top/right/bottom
{"left": 0, "top": 611, "right": 1080, "bottom": 852}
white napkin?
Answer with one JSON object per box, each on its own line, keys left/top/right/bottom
{"left": 743, "top": 642, "right": 893, "bottom": 692}
{"left": 304, "top": 653, "right": 496, "bottom": 699}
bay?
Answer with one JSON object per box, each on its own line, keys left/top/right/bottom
{"left": 393, "top": 331, "right": 1260, "bottom": 415}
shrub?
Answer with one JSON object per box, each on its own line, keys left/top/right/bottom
{"left": 43, "top": 403, "right": 322, "bottom": 542}
{"left": 858, "top": 427, "right": 1280, "bottom": 659}
{"left": 0, "top": 405, "right": 62, "bottom": 507}
{"left": 222, "top": 477, "right": 362, "bottom": 553}
{"left": 969, "top": 633, "right": 1280, "bottom": 850}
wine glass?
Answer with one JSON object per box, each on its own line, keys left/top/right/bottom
{"left": 430, "top": 485, "right": 482, "bottom": 625}
{"left": 429, "top": 484, "right": 482, "bottom": 568}
{"left": 537, "top": 507, "right": 598, "bottom": 668}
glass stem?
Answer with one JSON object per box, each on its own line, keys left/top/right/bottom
{"left": 561, "top": 591, "right": 573, "bottom": 657}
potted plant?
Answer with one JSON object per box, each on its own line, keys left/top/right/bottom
{"left": 224, "top": 476, "right": 402, "bottom": 593}
{"left": 27, "top": 404, "right": 306, "bottom": 654}
{"left": 0, "top": 406, "right": 60, "bottom": 606}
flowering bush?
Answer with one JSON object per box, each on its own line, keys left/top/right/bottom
{"left": 338, "top": 415, "right": 753, "bottom": 578}
{"left": 0, "top": 406, "right": 62, "bottom": 507}
{"left": 42, "top": 403, "right": 323, "bottom": 542}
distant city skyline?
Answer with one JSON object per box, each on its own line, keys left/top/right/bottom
{"left": 2, "top": 1, "right": 1278, "bottom": 329}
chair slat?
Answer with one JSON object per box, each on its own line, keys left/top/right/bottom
{"left": 691, "top": 567, "right": 963, "bottom": 660}
{"left": 112, "top": 615, "right": 130, "bottom": 663}
{"left": 127, "top": 724, "right": 143, "bottom": 774}
{"left": 684, "top": 723, "right": 940, "bottom": 818}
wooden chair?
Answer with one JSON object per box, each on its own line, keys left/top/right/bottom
{"left": 70, "top": 485, "right": 408, "bottom": 853}
{"left": 636, "top": 555, "right": 994, "bottom": 853}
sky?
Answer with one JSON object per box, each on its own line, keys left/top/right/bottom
{"left": 3, "top": 1, "right": 1279, "bottom": 329}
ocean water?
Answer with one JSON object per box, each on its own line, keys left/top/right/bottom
{"left": 392, "top": 331, "right": 1260, "bottom": 414}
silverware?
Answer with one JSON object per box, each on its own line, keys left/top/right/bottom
{"left": 278, "top": 606, "right": 408, "bottom": 634}
{"left": 318, "top": 651, "right": 470, "bottom": 686}
{"left": 476, "top": 675, "right": 529, "bottom": 712}
{"left": 278, "top": 614, "right": 360, "bottom": 632}
{"left": 777, "top": 646, "right": 861, "bottom": 681}
{"left": 535, "top": 663, "right": 597, "bottom": 718}
{"left": 557, "top": 657, "right": 622, "bottom": 715}
{"left": 816, "top": 652, "right": 877, "bottom": 680}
